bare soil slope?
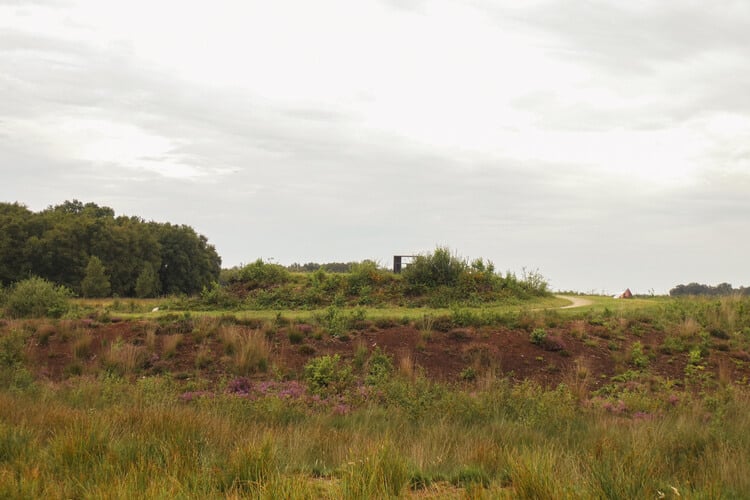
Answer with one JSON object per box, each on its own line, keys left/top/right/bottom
{"left": 14, "top": 316, "right": 750, "bottom": 392}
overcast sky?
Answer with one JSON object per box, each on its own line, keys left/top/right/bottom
{"left": 2, "top": 0, "right": 749, "bottom": 294}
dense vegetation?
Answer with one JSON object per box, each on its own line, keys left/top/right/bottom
{"left": 0, "top": 200, "right": 221, "bottom": 297}
{"left": 1, "top": 296, "right": 750, "bottom": 497}
{"left": 0, "top": 199, "right": 546, "bottom": 311}
{"left": 286, "top": 262, "right": 354, "bottom": 273}
{"left": 212, "top": 248, "right": 549, "bottom": 311}
{"left": 670, "top": 282, "right": 750, "bottom": 297}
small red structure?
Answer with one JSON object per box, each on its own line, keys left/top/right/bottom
{"left": 619, "top": 288, "right": 633, "bottom": 299}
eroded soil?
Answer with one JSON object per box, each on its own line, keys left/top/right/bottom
{"left": 13, "top": 315, "right": 750, "bottom": 392}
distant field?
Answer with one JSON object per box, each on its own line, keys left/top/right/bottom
{"left": 74, "top": 294, "right": 667, "bottom": 321}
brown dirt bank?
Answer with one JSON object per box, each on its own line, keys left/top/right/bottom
{"left": 10, "top": 315, "right": 750, "bottom": 392}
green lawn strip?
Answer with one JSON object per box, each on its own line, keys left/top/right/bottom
{"left": 83, "top": 295, "right": 568, "bottom": 322}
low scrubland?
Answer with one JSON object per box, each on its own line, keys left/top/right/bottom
{"left": 2, "top": 252, "right": 750, "bottom": 497}
{"left": 1, "top": 370, "right": 748, "bottom": 498}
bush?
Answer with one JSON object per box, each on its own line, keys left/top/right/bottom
{"left": 4, "top": 277, "right": 72, "bottom": 318}
{"left": 0, "top": 328, "right": 28, "bottom": 368}
{"left": 200, "top": 281, "right": 238, "bottom": 308}
{"left": 318, "top": 305, "right": 348, "bottom": 337}
{"left": 346, "top": 260, "right": 386, "bottom": 295}
{"left": 236, "top": 259, "right": 290, "bottom": 289}
{"left": 629, "top": 341, "right": 649, "bottom": 369}
{"left": 530, "top": 328, "right": 547, "bottom": 346}
{"left": 303, "top": 354, "right": 352, "bottom": 395}
{"left": 402, "top": 247, "right": 466, "bottom": 289}
{"left": 366, "top": 348, "right": 394, "bottom": 385}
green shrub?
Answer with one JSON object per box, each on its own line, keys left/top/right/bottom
{"left": 303, "top": 354, "right": 352, "bottom": 395}
{"left": 0, "top": 328, "right": 28, "bottom": 368}
{"left": 403, "top": 247, "right": 466, "bottom": 289}
{"left": 629, "top": 341, "right": 649, "bottom": 369}
{"left": 346, "top": 260, "right": 388, "bottom": 296}
{"left": 200, "top": 281, "right": 237, "bottom": 307}
{"left": 460, "top": 367, "right": 477, "bottom": 382}
{"left": 451, "top": 307, "right": 481, "bottom": 327}
{"left": 4, "top": 277, "right": 72, "bottom": 318}
{"left": 236, "top": 259, "right": 290, "bottom": 289}
{"left": 318, "top": 305, "right": 347, "bottom": 337}
{"left": 530, "top": 328, "right": 547, "bottom": 345}
{"left": 366, "top": 348, "right": 393, "bottom": 385}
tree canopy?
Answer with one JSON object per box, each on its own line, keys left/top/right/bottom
{"left": 670, "top": 282, "right": 750, "bottom": 297}
{"left": 0, "top": 200, "right": 221, "bottom": 297}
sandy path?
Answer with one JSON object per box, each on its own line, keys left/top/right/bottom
{"left": 555, "top": 295, "right": 594, "bottom": 309}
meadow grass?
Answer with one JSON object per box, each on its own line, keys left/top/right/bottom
{"left": 78, "top": 294, "right": 569, "bottom": 321}
{"left": 0, "top": 372, "right": 749, "bottom": 498}
{"left": 5, "top": 295, "right": 750, "bottom": 497}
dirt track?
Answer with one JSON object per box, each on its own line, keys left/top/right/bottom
{"left": 555, "top": 295, "right": 594, "bottom": 309}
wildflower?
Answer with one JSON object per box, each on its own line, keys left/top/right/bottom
{"left": 227, "top": 377, "right": 251, "bottom": 395}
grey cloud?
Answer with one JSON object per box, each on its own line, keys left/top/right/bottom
{"left": 480, "top": 1, "right": 750, "bottom": 131}
{"left": 510, "top": 91, "right": 692, "bottom": 132}
{"left": 0, "top": 0, "right": 65, "bottom": 5}
{"left": 282, "top": 107, "right": 356, "bottom": 123}
{"left": 3, "top": 2, "right": 750, "bottom": 294}
{"left": 379, "top": 0, "right": 427, "bottom": 13}
{"left": 2, "top": 29, "right": 371, "bottom": 183}
{"left": 503, "top": 1, "right": 750, "bottom": 70}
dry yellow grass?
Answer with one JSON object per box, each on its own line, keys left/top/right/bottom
{"left": 162, "top": 334, "right": 182, "bottom": 358}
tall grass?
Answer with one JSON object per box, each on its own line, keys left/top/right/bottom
{"left": 1, "top": 375, "right": 749, "bottom": 498}
{"left": 5, "top": 296, "right": 750, "bottom": 497}
{"left": 104, "top": 341, "right": 146, "bottom": 375}
{"left": 220, "top": 325, "right": 271, "bottom": 374}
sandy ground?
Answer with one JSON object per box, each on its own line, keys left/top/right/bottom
{"left": 555, "top": 295, "right": 594, "bottom": 309}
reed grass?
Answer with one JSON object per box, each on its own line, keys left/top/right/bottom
{"left": 5, "top": 295, "right": 750, "bottom": 497}
{"left": 1, "top": 374, "right": 748, "bottom": 498}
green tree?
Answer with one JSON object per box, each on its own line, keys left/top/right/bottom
{"left": 156, "top": 223, "right": 221, "bottom": 295}
{"left": 0, "top": 200, "right": 220, "bottom": 296}
{"left": 0, "top": 202, "right": 34, "bottom": 285}
{"left": 80, "top": 256, "right": 111, "bottom": 298}
{"left": 135, "top": 262, "right": 161, "bottom": 298}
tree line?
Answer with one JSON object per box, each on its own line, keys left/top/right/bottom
{"left": 0, "top": 200, "right": 221, "bottom": 297}
{"left": 669, "top": 282, "right": 750, "bottom": 297}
